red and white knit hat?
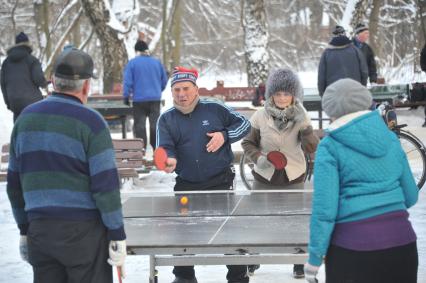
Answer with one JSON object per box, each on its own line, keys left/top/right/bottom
{"left": 171, "top": 66, "right": 198, "bottom": 86}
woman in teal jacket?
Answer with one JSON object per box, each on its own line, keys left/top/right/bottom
{"left": 304, "top": 79, "right": 419, "bottom": 283}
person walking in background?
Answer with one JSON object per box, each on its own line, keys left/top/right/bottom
{"left": 123, "top": 39, "right": 168, "bottom": 151}
{"left": 353, "top": 23, "right": 378, "bottom": 84}
{"left": 157, "top": 66, "right": 251, "bottom": 283}
{"left": 251, "top": 82, "right": 265, "bottom": 106}
{"left": 1, "top": 32, "right": 48, "bottom": 122}
{"left": 241, "top": 68, "right": 318, "bottom": 279}
{"left": 317, "top": 25, "right": 368, "bottom": 96}
{"left": 6, "top": 48, "right": 126, "bottom": 283}
{"left": 304, "top": 79, "right": 418, "bottom": 283}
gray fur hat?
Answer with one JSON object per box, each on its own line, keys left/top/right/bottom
{"left": 322, "top": 78, "right": 372, "bottom": 119}
{"left": 265, "top": 68, "right": 303, "bottom": 101}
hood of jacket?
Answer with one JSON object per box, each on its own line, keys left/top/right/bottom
{"left": 329, "top": 35, "right": 352, "bottom": 48}
{"left": 327, "top": 111, "right": 392, "bottom": 158}
{"left": 7, "top": 44, "right": 32, "bottom": 62}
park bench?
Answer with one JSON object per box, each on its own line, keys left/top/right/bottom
{"left": 112, "top": 138, "right": 153, "bottom": 184}
{"left": 0, "top": 140, "right": 148, "bottom": 185}
{"left": 0, "top": 143, "right": 9, "bottom": 182}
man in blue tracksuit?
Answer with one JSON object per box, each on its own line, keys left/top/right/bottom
{"left": 156, "top": 66, "right": 251, "bottom": 283}
{"left": 123, "top": 40, "right": 168, "bottom": 150}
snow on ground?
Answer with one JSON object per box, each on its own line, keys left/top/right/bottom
{"left": 1, "top": 74, "right": 426, "bottom": 282}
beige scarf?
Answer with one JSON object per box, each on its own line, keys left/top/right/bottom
{"left": 173, "top": 95, "right": 200, "bottom": 114}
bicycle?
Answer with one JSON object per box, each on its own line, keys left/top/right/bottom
{"left": 240, "top": 107, "right": 426, "bottom": 190}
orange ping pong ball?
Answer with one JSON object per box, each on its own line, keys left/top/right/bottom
{"left": 180, "top": 196, "right": 188, "bottom": 205}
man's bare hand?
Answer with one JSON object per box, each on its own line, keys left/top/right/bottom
{"left": 206, "top": 132, "right": 225, "bottom": 152}
{"left": 164, "top": 157, "right": 177, "bottom": 173}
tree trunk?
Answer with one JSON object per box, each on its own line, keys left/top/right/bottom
{"left": 417, "top": 0, "right": 426, "bottom": 44}
{"left": 350, "top": 0, "right": 368, "bottom": 30}
{"left": 161, "top": 0, "right": 181, "bottom": 72}
{"left": 72, "top": 3, "right": 82, "bottom": 48}
{"left": 33, "top": 1, "right": 44, "bottom": 52}
{"left": 241, "top": 0, "right": 269, "bottom": 87}
{"left": 309, "top": 1, "right": 323, "bottom": 40}
{"left": 170, "top": 0, "right": 181, "bottom": 70}
{"left": 42, "top": 0, "right": 51, "bottom": 59}
{"left": 80, "top": 0, "right": 128, "bottom": 94}
{"left": 369, "top": 0, "right": 382, "bottom": 70}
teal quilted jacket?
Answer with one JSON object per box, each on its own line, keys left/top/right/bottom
{"left": 308, "top": 111, "right": 418, "bottom": 266}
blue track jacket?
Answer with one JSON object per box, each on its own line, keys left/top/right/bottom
{"left": 157, "top": 99, "right": 251, "bottom": 183}
{"left": 123, "top": 55, "right": 168, "bottom": 102}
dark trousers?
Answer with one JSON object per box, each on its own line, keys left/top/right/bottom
{"left": 27, "top": 218, "right": 112, "bottom": 283}
{"left": 325, "top": 242, "right": 418, "bottom": 283}
{"left": 173, "top": 167, "right": 248, "bottom": 282}
{"left": 133, "top": 101, "right": 161, "bottom": 150}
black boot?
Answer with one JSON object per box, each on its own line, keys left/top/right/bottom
{"left": 171, "top": 277, "right": 198, "bottom": 283}
{"left": 248, "top": 264, "right": 260, "bottom": 276}
{"left": 293, "top": 264, "right": 305, "bottom": 279}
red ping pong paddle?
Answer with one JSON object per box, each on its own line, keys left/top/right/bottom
{"left": 267, "top": 151, "right": 287, "bottom": 170}
{"left": 154, "top": 147, "right": 168, "bottom": 170}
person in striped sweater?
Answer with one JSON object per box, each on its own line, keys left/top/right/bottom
{"left": 6, "top": 48, "right": 126, "bottom": 283}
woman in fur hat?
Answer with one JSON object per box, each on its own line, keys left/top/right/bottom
{"left": 241, "top": 68, "right": 319, "bottom": 278}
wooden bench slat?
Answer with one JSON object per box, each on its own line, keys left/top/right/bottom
{"left": 117, "top": 168, "right": 138, "bottom": 178}
{"left": 2, "top": 143, "right": 9, "bottom": 152}
{"left": 115, "top": 151, "right": 144, "bottom": 159}
{"left": 116, "top": 161, "right": 144, "bottom": 168}
{"left": 1, "top": 155, "right": 9, "bottom": 163}
{"left": 112, "top": 140, "right": 144, "bottom": 150}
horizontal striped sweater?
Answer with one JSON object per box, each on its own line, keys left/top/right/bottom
{"left": 7, "top": 93, "right": 126, "bottom": 240}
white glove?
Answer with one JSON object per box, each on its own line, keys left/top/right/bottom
{"left": 304, "top": 263, "right": 319, "bottom": 283}
{"left": 19, "top": 235, "right": 29, "bottom": 262}
{"left": 108, "top": 240, "right": 126, "bottom": 267}
{"left": 256, "top": 155, "right": 273, "bottom": 170}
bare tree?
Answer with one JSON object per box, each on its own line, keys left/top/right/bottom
{"left": 161, "top": 0, "right": 181, "bottom": 72}
{"left": 368, "top": 0, "right": 382, "bottom": 65}
{"left": 80, "top": 0, "right": 128, "bottom": 93}
{"left": 241, "top": 0, "right": 269, "bottom": 87}
{"left": 350, "top": 0, "right": 368, "bottom": 29}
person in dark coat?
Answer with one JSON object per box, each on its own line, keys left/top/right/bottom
{"left": 251, "top": 82, "right": 265, "bottom": 106}
{"left": 420, "top": 43, "right": 426, "bottom": 127}
{"left": 317, "top": 25, "right": 368, "bottom": 96}
{"left": 1, "top": 32, "right": 47, "bottom": 122}
{"left": 352, "top": 23, "right": 378, "bottom": 83}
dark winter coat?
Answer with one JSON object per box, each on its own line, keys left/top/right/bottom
{"left": 420, "top": 44, "right": 426, "bottom": 72}
{"left": 353, "top": 38, "right": 378, "bottom": 83}
{"left": 1, "top": 44, "right": 47, "bottom": 115}
{"left": 317, "top": 36, "right": 368, "bottom": 96}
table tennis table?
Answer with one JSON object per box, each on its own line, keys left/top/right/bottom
{"left": 124, "top": 189, "right": 312, "bottom": 283}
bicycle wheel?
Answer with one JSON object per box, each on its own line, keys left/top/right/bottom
{"left": 239, "top": 152, "right": 255, "bottom": 190}
{"left": 239, "top": 152, "right": 313, "bottom": 189}
{"left": 398, "top": 130, "right": 426, "bottom": 189}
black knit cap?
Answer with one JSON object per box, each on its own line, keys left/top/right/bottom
{"left": 15, "top": 32, "right": 29, "bottom": 44}
{"left": 332, "top": 25, "right": 346, "bottom": 36}
{"left": 54, "top": 48, "right": 97, "bottom": 80}
{"left": 134, "top": 40, "right": 148, "bottom": 52}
